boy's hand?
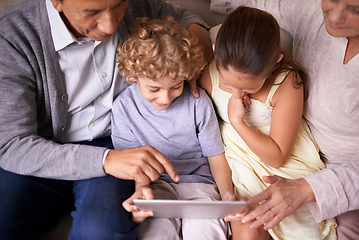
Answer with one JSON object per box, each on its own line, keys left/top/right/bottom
{"left": 122, "top": 185, "right": 155, "bottom": 223}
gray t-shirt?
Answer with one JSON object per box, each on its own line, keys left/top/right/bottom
{"left": 111, "top": 83, "right": 224, "bottom": 184}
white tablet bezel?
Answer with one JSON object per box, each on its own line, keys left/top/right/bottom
{"left": 133, "top": 199, "right": 248, "bottom": 219}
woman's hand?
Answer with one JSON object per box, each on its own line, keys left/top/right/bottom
{"left": 242, "top": 175, "right": 315, "bottom": 230}
{"left": 122, "top": 185, "right": 155, "bottom": 223}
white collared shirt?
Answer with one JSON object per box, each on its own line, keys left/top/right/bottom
{"left": 46, "top": 0, "right": 128, "bottom": 142}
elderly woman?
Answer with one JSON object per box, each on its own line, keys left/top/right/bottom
{"left": 210, "top": 0, "right": 359, "bottom": 239}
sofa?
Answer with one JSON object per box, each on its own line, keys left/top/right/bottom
{"left": 168, "top": 0, "right": 293, "bottom": 50}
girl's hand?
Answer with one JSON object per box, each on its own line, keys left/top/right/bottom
{"left": 222, "top": 193, "right": 250, "bottom": 223}
{"left": 122, "top": 185, "right": 155, "bottom": 223}
{"left": 228, "top": 94, "right": 251, "bottom": 127}
{"left": 221, "top": 191, "right": 238, "bottom": 202}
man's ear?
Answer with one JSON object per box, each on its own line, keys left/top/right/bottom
{"left": 50, "top": 0, "right": 63, "bottom": 12}
{"left": 277, "top": 53, "right": 283, "bottom": 63}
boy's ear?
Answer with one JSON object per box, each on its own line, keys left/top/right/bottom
{"left": 277, "top": 53, "right": 284, "bottom": 63}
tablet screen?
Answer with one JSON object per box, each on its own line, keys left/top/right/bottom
{"left": 133, "top": 199, "right": 248, "bottom": 219}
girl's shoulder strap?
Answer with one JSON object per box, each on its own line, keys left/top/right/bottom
{"left": 208, "top": 60, "right": 220, "bottom": 89}
{"left": 266, "top": 71, "right": 290, "bottom": 104}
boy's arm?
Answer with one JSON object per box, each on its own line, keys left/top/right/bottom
{"left": 195, "top": 88, "right": 234, "bottom": 199}
{"left": 207, "top": 153, "right": 236, "bottom": 201}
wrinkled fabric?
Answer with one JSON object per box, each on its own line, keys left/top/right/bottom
{"left": 209, "top": 61, "right": 336, "bottom": 239}
{"left": 210, "top": 0, "right": 359, "bottom": 223}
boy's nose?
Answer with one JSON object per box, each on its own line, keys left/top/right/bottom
{"left": 159, "top": 92, "right": 172, "bottom": 105}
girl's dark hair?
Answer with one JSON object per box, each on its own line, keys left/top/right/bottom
{"left": 215, "top": 6, "right": 306, "bottom": 94}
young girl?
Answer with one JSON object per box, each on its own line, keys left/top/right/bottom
{"left": 198, "top": 6, "right": 337, "bottom": 240}
{"left": 112, "top": 17, "right": 236, "bottom": 239}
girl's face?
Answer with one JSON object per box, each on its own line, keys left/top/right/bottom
{"left": 217, "top": 65, "right": 267, "bottom": 98}
{"left": 136, "top": 76, "right": 184, "bottom": 110}
{"left": 322, "top": 0, "right": 359, "bottom": 38}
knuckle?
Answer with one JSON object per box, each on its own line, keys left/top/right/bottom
{"left": 139, "top": 151, "right": 151, "bottom": 160}
{"left": 143, "top": 145, "right": 154, "bottom": 151}
{"left": 131, "top": 165, "right": 142, "bottom": 175}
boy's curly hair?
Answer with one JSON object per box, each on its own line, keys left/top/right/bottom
{"left": 117, "top": 17, "right": 207, "bottom": 84}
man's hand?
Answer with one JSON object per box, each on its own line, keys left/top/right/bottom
{"left": 103, "top": 145, "right": 180, "bottom": 186}
{"left": 188, "top": 72, "right": 201, "bottom": 98}
{"left": 187, "top": 23, "right": 213, "bottom": 98}
{"left": 242, "top": 175, "right": 315, "bottom": 230}
{"left": 187, "top": 24, "right": 212, "bottom": 64}
{"left": 122, "top": 185, "right": 154, "bottom": 223}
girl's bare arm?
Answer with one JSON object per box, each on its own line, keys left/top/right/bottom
{"left": 229, "top": 72, "right": 304, "bottom": 168}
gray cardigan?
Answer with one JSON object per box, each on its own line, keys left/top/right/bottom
{"left": 0, "top": 0, "right": 208, "bottom": 180}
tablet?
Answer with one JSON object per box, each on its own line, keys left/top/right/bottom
{"left": 133, "top": 199, "right": 248, "bottom": 219}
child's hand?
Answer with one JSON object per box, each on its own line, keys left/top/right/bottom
{"left": 221, "top": 191, "right": 238, "bottom": 202}
{"left": 122, "top": 185, "right": 154, "bottom": 223}
{"left": 221, "top": 193, "right": 250, "bottom": 223}
{"left": 228, "top": 94, "right": 251, "bottom": 127}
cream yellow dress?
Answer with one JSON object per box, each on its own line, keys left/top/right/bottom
{"left": 208, "top": 61, "right": 337, "bottom": 240}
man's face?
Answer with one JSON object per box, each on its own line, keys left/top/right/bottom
{"left": 51, "top": 0, "right": 128, "bottom": 41}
